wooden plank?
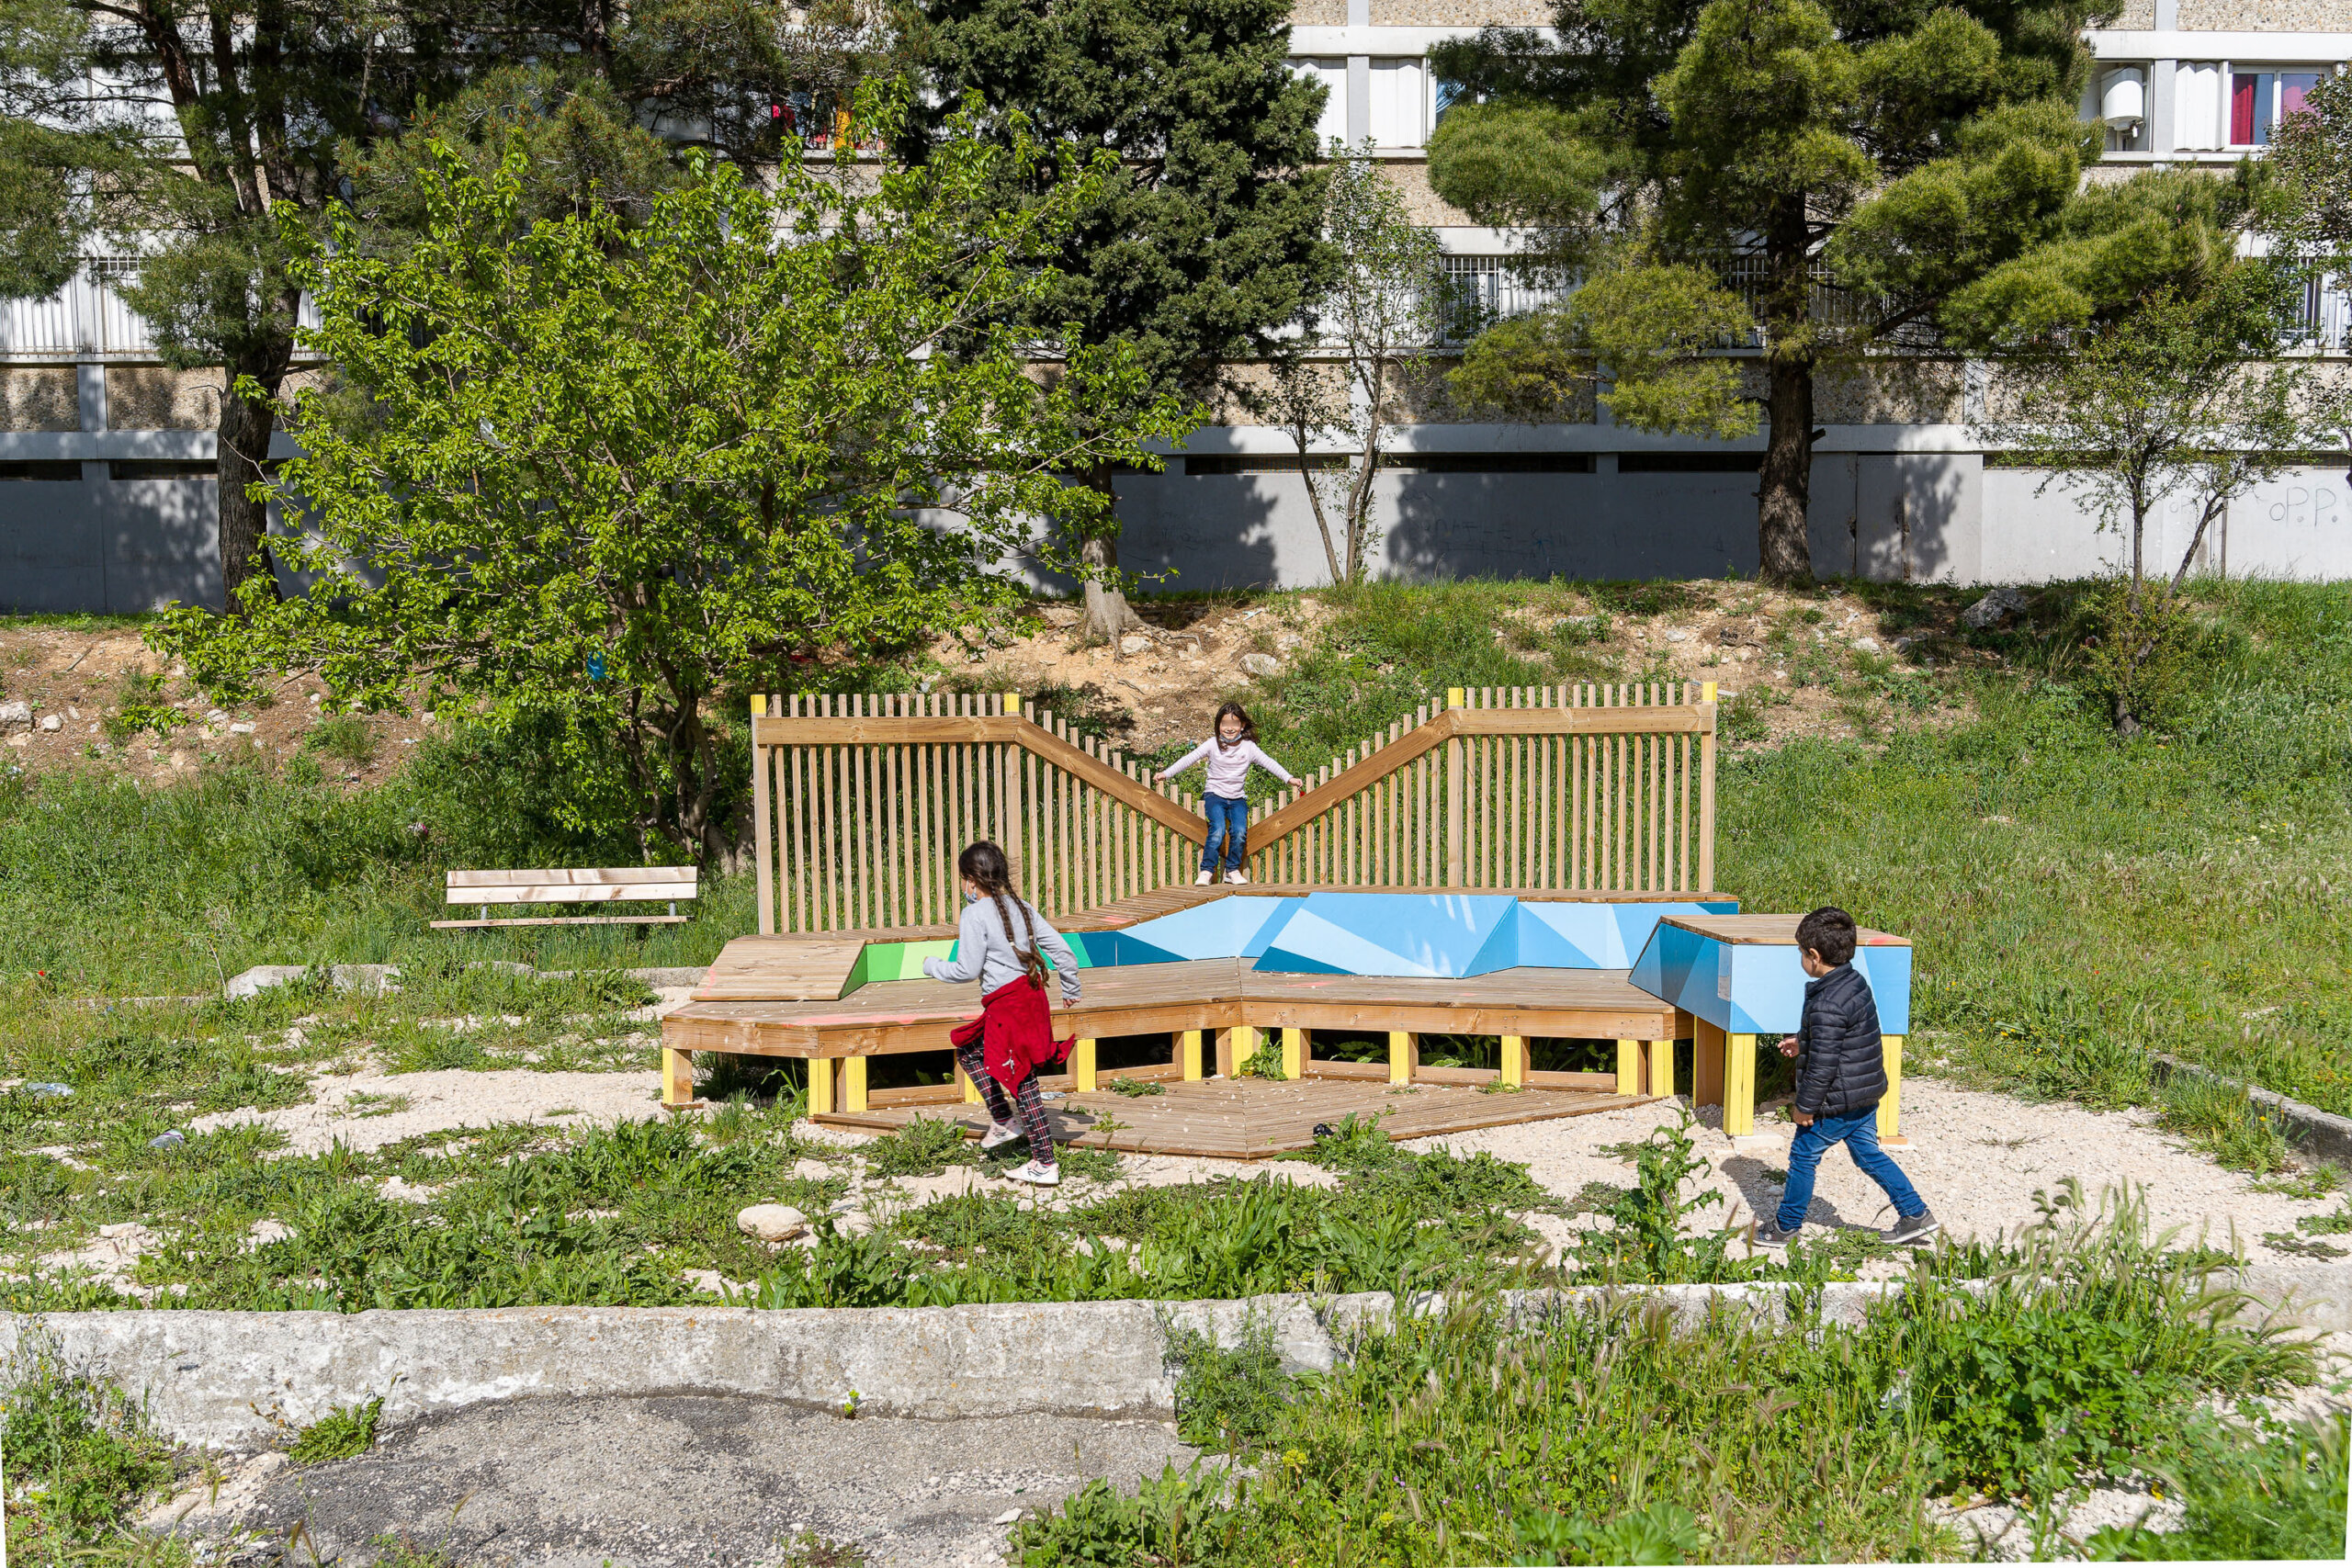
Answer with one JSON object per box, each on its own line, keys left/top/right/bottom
{"left": 1658, "top": 914, "right": 1910, "bottom": 947}
{"left": 752, "top": 696, "right": 775, "bottom": 935}
{"left": 1648, "top": 1037, "right": 1675, "bottom": 1099}
{"left": 450, "top": 882, "right": 697, "bottom": 906}
{"left": 756, "top": 714, "right": 1208, "bottom": 842}
{"left": 432, "top": 914, "right": 692, "bottom": 929}
{"left": 447, "top": 867, "right": 698, "bottom": 887}
{"left": 692, "top": 936, "right": 867, "bottom": 1002}
{"left": 662, "top": 1047, "right": 696, "bottom": 1106}
{"left": 1724, "top": 1032, "right": 1757, "bottom": 1136}
{"left": 1388, "top": 1030, "right": 1417, "bottom": 1085}
{"left": 1879, "top": 1034, "right": 1905, "bottom": 1141}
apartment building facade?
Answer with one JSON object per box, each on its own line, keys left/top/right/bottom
{"left": 3, "top": 0, "right": 2347, "bottom": 612}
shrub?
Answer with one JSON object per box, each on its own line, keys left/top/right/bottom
{"left": 288, "top": 1394, "right": 384, "bottom": 1462}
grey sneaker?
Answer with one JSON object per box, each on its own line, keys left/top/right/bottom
{"left": 1886, "top": 1210, "right": 1940, "bottom": 1246}
{"left": 1751, "top": 1218, "right": 1799, "bottom": 1248}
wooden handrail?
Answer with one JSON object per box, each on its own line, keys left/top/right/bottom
{"left": 1248, "top": 703, "right": 1716, "bottom": 852}
{"left": 753, "top": 713, "right": 1209, "bottom": 842}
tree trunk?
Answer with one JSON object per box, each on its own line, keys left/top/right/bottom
{"left": 1076, "top": 464, "right": 1143, "bottom": 648}
{"left": 215, "top": 372, "right": 284, "bottom": 612}
{"left": 1758, "top": 355, "right": 1817, "bottom": 587}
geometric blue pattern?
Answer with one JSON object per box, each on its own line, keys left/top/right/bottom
{"left": 1071, "top": 892, "right": 1777, "bottom": 985}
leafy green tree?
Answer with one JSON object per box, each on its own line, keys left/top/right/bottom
{"left": 0, "top": 0, "right": 889, "bottom": 610}
{"left": 1430, "top": 0, "right": 2102, "bottom": 583}
{"left": 918, "top": 0, "right": 1330, "bottom": 643}
{"left": 2268, "top": 65, "right": 2352, "bottom": 334}
{"left": 1969, "top": 259, "right": 2341, "bottom": 735}
{"left": 157, "top": 104, "right": 1190, "bottom": 859}
{"left": 1244, "top": 148, "right": 1451, "bottom": 585}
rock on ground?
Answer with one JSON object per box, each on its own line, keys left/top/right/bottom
{"left": 153, "top": 1395, "right": 1196, "bottom": 1568}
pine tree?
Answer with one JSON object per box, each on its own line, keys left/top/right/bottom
{"left": 919, "top": 0, "right": 1331, "bottom": 643}
{"left": 1431, "top": 0, "right": 2104, "bottom": 583}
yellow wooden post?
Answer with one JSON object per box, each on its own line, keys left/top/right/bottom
{"left": 808, "top": 1056, "right": 835, "bottom": 1117}
{"left": 662, "top": 1047, "right": 696, "bottom": 1107}
{"left": 1281, "top": 1027, "right": 1305, "bottom": 1079}
{"left": 1387, "top": 1031, "right": 1418, "bottom": 1086}
{"left": 1878, "top": 1034, "right": 1905, "bottom": 1140}
{"left": 1179, "top": 1029, "right": 1204, "bottom": 1081}
{"left": 842, "top": 1055, "right": 868, "bottom": 1114}
{"left": 958, "top": 1063, "right": 982, "bottom": 1105}
{"left": 1724, "top": 1032, "right": 1758, "bottom": 1135}
{"left": 1648, "top": 1039, "right": 1675, "bottom": 1099}
{"left": 1073, "top": 1037, "right": 1098, "bottom": 1093}
{"left": 1615, "top": 1039, "right": 1643, "bottom": 1096}
{"left": 1215, "top": 1025, "right": 1250, "bottom": 1077}
{"left": 1500, "top": 1035, "right": 1528, "bottom": 1089}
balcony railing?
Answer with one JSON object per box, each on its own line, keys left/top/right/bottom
{"left": 0, "top": 258, "right": 322, "bottom": 360}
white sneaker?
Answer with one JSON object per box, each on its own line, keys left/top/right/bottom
{"left": 1007, "top": 1158, "right": 1061, "bottom": 1187}
{"left": 1225, "top": 870, "right": 1248, "bottom": 885}
{"left": 1195, "top": 871, "right": 1215, "bottom": 886}
{"left": 978, "top": 1120, "right": 1022, "bottom": 1152}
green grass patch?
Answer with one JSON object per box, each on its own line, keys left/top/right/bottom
{"left": 288, "top": 1394, "right": 384, "bottom": 1462}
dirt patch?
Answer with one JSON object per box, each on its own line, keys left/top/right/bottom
{"left": 0, "top": 625, "right": 427, "bottom": 788}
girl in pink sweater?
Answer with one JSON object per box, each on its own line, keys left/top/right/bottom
{"left": 1156, "top": 703, "right": 1297, "bottom": 885}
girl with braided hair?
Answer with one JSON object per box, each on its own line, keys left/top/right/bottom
{"left": 922, "top": 840, "right": 1081, "bottom": 1186}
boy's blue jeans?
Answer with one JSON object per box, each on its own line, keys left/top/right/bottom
{"left": 1200, "top": 794, "right": 1249, "bottom": 873}
{"left": 1778, "top": 1106, "right": 1926, "bottom": 1232}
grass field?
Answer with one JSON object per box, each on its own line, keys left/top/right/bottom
{"left": 4, "top": 580, "right": 2349, "bottom": 1562}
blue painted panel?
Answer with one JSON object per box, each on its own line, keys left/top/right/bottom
{"left": 1629, "top": 923, "right": 1914, "bottom": 1034}
{"left": 1113, "top": 897, "right": 1303, "bottom": 961}
{"left": 1521, "top": 899, "right": 1743, "bottom": 970}
{"left": 1278, "top": 892, "right": 1520, "bottom": 977}
{"left": 1257, "top": 909, "right": 1453, "bottom": 976}
{"left": 1629, "top": 921, "right": 1721, "bottom": 1024}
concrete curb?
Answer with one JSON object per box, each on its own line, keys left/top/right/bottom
{"left": 7, "top": 1266, "right": 2344, "bottom": 1450}
{"left": 2152, "top": 1054, "right": 2352, "bottom": 1171}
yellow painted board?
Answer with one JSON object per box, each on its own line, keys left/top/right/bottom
{"left": 662, "top": 1048, "right": 696, "bottom": 1106}
{"left": 1648, "top": 1038, "right": 1674, "bottom": 1100}
{"left": 1073, "top": 1038, "right": 1098, "bottom": 1093}
{"left": 809, "top": 1056, "right": 835, "bottom": 1117}
{"left": 1388, "top": 1031, "right": 1418, "bottom": 1086}
{"left": 1724, "top": 1032, "right": 1757, "bottom": 1136}
{"left": 1615, "top": 1039, "right": 1643, "bottom": 1096}
{"left": 1180, "top": 1029, "right": 1204, "bottom": 1081}
{"left": 1281, "top": 1027, "right": 1305, "bottom": 1079}
{"left": 843, "top": 1055, "right": 868, "bottom": 1114}
{"left": 958, "top": 1064, "right": 982, "bottom": 1105}
{"left": 1500, "top": 1035, "right": 1528, "bottom": 1089}
{"left": 1878, "top": 1034, "right": 1905, "bottom": 1140}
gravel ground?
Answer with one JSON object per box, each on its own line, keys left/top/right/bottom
{"left": 1397, "top": 1078, "right": 2346, "bottom": 1266}
{"left": 187, "top": 1067, "right": 668, "bottom": 1156}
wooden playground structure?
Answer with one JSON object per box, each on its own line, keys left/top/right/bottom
{"left": 659, "top": 683, "right": 1910, "bottom": 1154}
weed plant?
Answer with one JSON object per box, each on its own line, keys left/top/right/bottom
{"left": 1013, "top": 1182, "right": 2324, "bottom": 1568}
{"left": 0, "top": 1341, "right": 181, "bottom": 1557}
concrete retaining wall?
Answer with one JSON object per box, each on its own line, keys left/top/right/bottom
{"left": 7, "top": 1266, "right": 2345, "bottom": 1450}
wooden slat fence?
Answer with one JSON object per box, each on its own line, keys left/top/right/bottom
{"left": 1247, "top": 682, "right": 1716, "bottom": 894}
{"left": 748, "top": 682, "right": 1715, "bottom": 934}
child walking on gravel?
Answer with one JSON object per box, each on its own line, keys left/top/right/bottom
{"left": 1751, "top": 906, "right": 1939, "bottom": 1249}
{"left": 1156, "top": 703, "right": 1298, "bottom": 886}
{"left": 923, "top": 841, "right": 1081, "bottom": 1187}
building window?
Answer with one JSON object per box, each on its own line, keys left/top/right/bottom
{"left": 2230, "top": 70, "right": 2320, "bottom": 146}
{"left": 1367, "top": 57, "right": 1427, "bottom": 148}
{"left": 1290, "top": 59, "right": 1348, "bottom": 150}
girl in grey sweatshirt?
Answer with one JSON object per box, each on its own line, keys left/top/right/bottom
{"left": 1156, "top": 702, "right": 1296, "bottom": 885}
{"left": 922, "top": 841, "right": 1080, "bottom": 1185}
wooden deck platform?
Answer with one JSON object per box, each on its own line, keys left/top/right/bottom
{"left": 816, "top": 1075, "right": 1657, "bottom": 1158}
{"left": 666, "top": 959, "right": 1679, "bottom": 1058}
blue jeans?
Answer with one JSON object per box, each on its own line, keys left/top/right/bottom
{"left": 1777, "top": 1106, "right": 1925, "bottom": 1232}
{"left": 1201, "top": 793, "right": 1249, "bottom": 873}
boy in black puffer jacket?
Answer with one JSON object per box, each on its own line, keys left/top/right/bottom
{"left": 1751, "top": 907, "right": 1939, "bottom": 1249}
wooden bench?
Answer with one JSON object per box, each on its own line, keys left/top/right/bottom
{"left": 431, "top": 867, "right": 698, "bottom": 930}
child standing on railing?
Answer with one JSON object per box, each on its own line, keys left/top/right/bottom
{"left": 1155, "top": 702, "right": 1298, "bottom": 886}
{"left": 923, "top": 840, "right": 1081, "bottom": 1187}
